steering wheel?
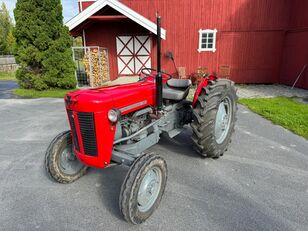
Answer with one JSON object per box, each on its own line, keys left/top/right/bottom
{"left": 140, "top": 68, "right": 172, "bottom": 81}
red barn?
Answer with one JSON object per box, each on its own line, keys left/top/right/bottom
{"left": 66, "top": 0, "right": 308, "bottom": 89}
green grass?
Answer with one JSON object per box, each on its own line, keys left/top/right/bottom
{"left": 239, "top": 97, "right": 308, "bottom": 139}
{"left": 13, "top": 88, "right": 76, "bottom": 98}
{"left": 0, "top": 71, "right": 16, "bottom": 81}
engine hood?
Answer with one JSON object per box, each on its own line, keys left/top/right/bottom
{"left": 65, "top": 81, "right": 156, "bottom": 114}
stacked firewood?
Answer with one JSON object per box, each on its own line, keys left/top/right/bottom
{"left": 84, "top": 48, "right": 109, "bottom": 87}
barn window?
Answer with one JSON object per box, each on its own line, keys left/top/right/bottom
{"left": 198, "top": 29, "right": 217, "bottom": 53}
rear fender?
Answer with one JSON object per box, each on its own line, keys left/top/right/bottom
{"left": 192, "top": 75, "right": 217, "bottom": 108}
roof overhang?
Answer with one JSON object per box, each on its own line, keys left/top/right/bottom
{"left": 66, "top": 0, "right": 166, "bottom": 39}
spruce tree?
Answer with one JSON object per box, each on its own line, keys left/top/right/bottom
{"left": 14, "top": 0, "right": 76, "bottom": 90}
{"left": 0, "top": 2, "right": 14, "bottom": 55}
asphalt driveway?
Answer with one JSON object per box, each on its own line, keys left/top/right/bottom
{"left": 0, "top": 81, "right": 18, "bottom": 99}
{"left": 0, "top": 99, "right": 307, "bottom": 231}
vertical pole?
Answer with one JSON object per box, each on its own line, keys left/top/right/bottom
{"left": 72, "top": 47, "right": 79, "bottom": 88}
{"left": 156, "top": 15, "right": 163, "bottom": 111}
{"left": 291, "top": 64, "right": 307, "bottom": 89}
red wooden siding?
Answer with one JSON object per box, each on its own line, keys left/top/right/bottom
{"left": 279, "top": 0, "right": 308, "bottom": 89}
{"left": 84, "top": 21, "right": 151, "bottom": 80}
{"left": 79, "top": 1, "right": 96, "bottom": 12}
{"left": 120, "top": 0, "right": 291, "bottom": 84}
{"left": 74, "top": 0, "right": 308, "bottom": 88}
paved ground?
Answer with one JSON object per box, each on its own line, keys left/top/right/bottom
{"left": 236, "top": 84, "right": 308, "bottom": 99}
{"left": 0, "top": 99, "right": 308, "bottom": 231}
{"left": 0, "top": 81, "right": 18, "bottom": 99}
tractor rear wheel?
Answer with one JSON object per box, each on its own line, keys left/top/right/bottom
{"left": 119, "top": 153, "right": 167, "bottom": 224}
{"left": 45, "top": 131, "right": 88, "bottom": 184}
{"left": 191, "top": 79, "right": 237, "bottom": 158}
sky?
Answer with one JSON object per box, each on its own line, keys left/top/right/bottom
{"left": 1, "top": 0, "right": 79, "bottom": 23}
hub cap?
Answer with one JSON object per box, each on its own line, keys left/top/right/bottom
{"left": 215, "top": 97, "right": 232, "bottom": 144}
{"left": 137, "top": 167, "right": 162, "bottom": 212}
{"left": 59, "top": 142, "right": 84, "bottom": 175}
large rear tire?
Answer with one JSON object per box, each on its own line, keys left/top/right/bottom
{"left": 191, "top": 79, "right": 237, "bottom": 158}
{"left": 119, "top": 153, "right": 167, "bottom": 224}
{"left": 45, "top": 131, "right": 88, "bottom": 184}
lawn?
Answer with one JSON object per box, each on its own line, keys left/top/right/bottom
{"left": 13, "top": 88, "right": 76, "bottom": 98}
{"left": 239, "top": 97, "right": 308, "bottom": 139}
{"left": 0, "top": 71, "right": 16, "bottom": 81}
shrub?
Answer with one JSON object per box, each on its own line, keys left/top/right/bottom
{"left": 14, "top": 0, "right": 76, "bottom": 90}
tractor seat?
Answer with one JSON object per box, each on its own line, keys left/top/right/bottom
{"left": 163, "top": 79, "right": 192, "bottom": 101}
{"left": 167, "top": 79, "right": 192, "bottom": 88}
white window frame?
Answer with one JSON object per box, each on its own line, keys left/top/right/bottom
{"left": 198, "top": 29, "right": 217, "bottom": 53}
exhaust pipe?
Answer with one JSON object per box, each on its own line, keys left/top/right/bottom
{"left": 156, "top": 15, "right": 163, "bottom": 111}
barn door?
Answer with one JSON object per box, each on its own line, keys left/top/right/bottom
{"left": 116, "top": 35, "right": 151, "bottom": 76}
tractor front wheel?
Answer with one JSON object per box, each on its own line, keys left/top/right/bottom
{"left": 45, "top": 131, "right": 88, "bottom": 184}
{"left": 191, "top": 79, "right": 237, "bottom": 158}
{"left": 119, "top": 153, "right": 168, "bottom": 224}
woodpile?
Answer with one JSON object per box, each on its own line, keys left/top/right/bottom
{"left": 84, "top": 48, "right": 109, "bottom": 87}
{"left": 177, "top": 67, "right": 186, "bottom": 79}
{"left": 219, "top": 65, "right": 230, "bottom": 79}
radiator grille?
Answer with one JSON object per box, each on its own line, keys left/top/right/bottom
{"left": 67, "top": 110, "right": 80, "bottom": 151}
{"left": 78, "top": 112, "right": 98, "bottom": 156}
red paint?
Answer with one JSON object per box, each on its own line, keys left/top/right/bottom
{"left": 279, "top": 0, "right": 308, "bottom": 89}
{"left": 192, "top": 75, "right": 217, "bottom": 107}
{"left": 72, "top": 0, "right": 308, "bottom": 89}
{"left": 84, "top": 21, "right": 150, "bottom": 80}
{"left": 89, "top": 15, "right": 128, "bottom": 21}
{"left": 80, "top": 1, "right": 96, "bottom": 11}
{"left": 64, "top": 75, "right": 169, "bottom": 168}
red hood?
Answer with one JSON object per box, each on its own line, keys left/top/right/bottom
{"left": 64, "top": 81, "right": 156, "bottom": 114}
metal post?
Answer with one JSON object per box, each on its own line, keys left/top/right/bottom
{"left": 72, "top": 47, "right": 79, "bottom": 88}
{"left": 291, "top": 64, "right": 307, "bottom": 89}
{"left": 156, "top": 15, "right": 163, "bottom": 111}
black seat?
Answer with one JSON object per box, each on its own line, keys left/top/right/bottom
{"left": 167, "top": 79, "right": 192, "bottom": 88}
{"left": 163, "top": 79, "right": 192, "bottom": 101}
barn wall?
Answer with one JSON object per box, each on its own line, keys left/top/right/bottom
{"left": 80, "top": 1, "right": 96, "bottom": 11}
{"left": 120, "top": 0, "right": 290, "bottom": 83}
{"left": 279, "top": 0, "right": 308, "bottom": 89}
{"left": 84, "top": 21, "right": 150, "bottom": 80}
{"left": 76, "top": 0, "right": 308, "bottom": 88}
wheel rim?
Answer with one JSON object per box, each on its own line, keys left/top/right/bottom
{"left": 59, "top": 142, "right": 84, "bottom": 175}
{"left": 215, "top": 97, "right": 232, "bottom": 144}
{"left": 137, "top": 167, "right": 162, "bottom": 212}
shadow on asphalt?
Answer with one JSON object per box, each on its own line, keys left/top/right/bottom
{"left": 95, "top": 166, "right": 128, "bottom": 220}
{"left": 158, "top": 127, "right": 200, "bottom": 159}
{"left": 86, "top": 128, "right": 199, "bottom": 221}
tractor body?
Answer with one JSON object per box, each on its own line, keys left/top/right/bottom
{"left": 45, "top": 15, "right": 237, "bottom": 224}
{"left": 65, "top": 74, "right": 201, "bottom": 168}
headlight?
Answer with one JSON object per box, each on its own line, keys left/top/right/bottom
{"left": 108, "top": 109, "right": 121, "bottom": 123}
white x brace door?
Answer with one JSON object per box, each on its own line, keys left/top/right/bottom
{"left": 116, "top": 35, "right": 151, "bottom": 75}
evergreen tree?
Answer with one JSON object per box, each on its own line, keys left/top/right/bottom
{"left": 0, "top": 2, "right": 14, "bottom": 55}
{"left": 14, "top": 0, "right": 76, "bottom": 90}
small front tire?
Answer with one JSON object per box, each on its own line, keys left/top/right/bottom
{"left": 119, "top": 153, "right": 168, "bottom": 224}
{"left": 45, "top": 131, "right": 88, "bottom": 184}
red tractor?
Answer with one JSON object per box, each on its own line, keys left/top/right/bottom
{"left": 45, "top": 16, "right": 237, "bottom": 224}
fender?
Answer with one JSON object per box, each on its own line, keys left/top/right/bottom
{"left": 192, "top": 75, "right": 217, "bottom": 108}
